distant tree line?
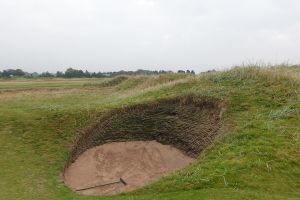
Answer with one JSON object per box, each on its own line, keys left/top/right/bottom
{"left": 0, "top": 68, "right": 195, "bottom": 78}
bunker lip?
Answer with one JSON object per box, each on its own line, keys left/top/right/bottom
{"left": 63, "top": 95, "right": 226, "bottom": 195}
{"left": 63, "top": 140, "right": 195, "bottom": 195}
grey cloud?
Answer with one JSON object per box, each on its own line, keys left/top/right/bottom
{"left": 0, "top": 0, "right": 299, "bottom": 72}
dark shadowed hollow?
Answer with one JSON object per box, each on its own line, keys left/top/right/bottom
{"left": 63, "top": 95, "right": 226, "bottom": 195}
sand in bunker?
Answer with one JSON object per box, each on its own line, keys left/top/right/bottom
{"left": 64, "top": 140, "right": 195, "bottom": 195}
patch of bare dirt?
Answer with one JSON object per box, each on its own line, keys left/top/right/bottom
{"left": 63, "top": 141, "right": 195, "bottom": 195}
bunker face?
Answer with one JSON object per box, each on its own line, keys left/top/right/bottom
{"left": 63, "top": 96, "right": 225, "bottom": 196}
{"left": 64, "top": 141, "right": 195, "bottom": 195}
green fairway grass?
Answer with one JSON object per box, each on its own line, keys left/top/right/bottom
{"left": 0, "top": 66, "right": 299, "bottom": 200}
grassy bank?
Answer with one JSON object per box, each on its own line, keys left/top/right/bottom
{"left": 0, "top": 66, "right": 299, "bottom": 200}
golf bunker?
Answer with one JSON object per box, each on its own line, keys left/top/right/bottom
{"left": 63, "top": 96, "right": 225, "bottom": 195}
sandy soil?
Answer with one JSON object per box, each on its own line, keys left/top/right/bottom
{"left": 63, "top": 140, "right": 195, "bottom": 195}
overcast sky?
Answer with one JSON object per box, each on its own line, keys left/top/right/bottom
{"left": 0, "top": 0, "right": 300, "bottom": 73}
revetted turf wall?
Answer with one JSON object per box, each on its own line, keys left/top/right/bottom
{"left": 65, "top": 95, "right": 225, "bottom": 170}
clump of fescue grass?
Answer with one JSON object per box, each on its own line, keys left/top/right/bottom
{"left": 83, "top": 76, "right": 128, "bottom": 88}
{"left": 202, "top": 64, "right": 300, "bottom": 85}
{"left": 141, "top": 73, "right": 189, "bottom": 87}
{"left": 269, "top": 104, "right": 298, "bottom": 119}
{"left": 100, "top": 76, "right": 128, "bottom": 87}
{"left": 116, "top": 76, "right": 149, "bottom": 90}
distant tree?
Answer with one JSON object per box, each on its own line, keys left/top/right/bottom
{"left": 90, "top": 72, "right": 97, "bottom": 78}
{"left": 191, "top": 70, "right": 195, "bottom": 75}
{"left": 14, "top": 69, "right": 25, "bottom": 76}
{"left": 2, "top": 69, "right": 25, "bottom": 77}
{"left": 0, "top": 68, "right": 178, "bottom": 79}
{"left": 78, "top": 70, "right": 85, "bottom": 77}
{"left": 177, "top": 70, "right": 185, "bottom": 74}
{"left": 2, "top": 70, "right": 10, "bottom": 78}
{"left": 64, "top": 68, "right": 85, "bottom": 78}
{"left": 96, "top": 72, "right": 105, "bottom": 78}
{"left": 56, "top": 71, "right": 64, "bottom": 77}
{"left": 84, "top": 70, "right": 90, "bottom": 78}
{"left": 40, "top": 71, "right": 54, "bottom": 78}
{"left": 64, "top": 68, "right": 75, "bottom": 78}
{"left": 186, "top": 70, "right": 191, "bottom": 74}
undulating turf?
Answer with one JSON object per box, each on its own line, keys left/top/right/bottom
{"left": 0, "top": 66, "right": 299, "bottom": 200}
